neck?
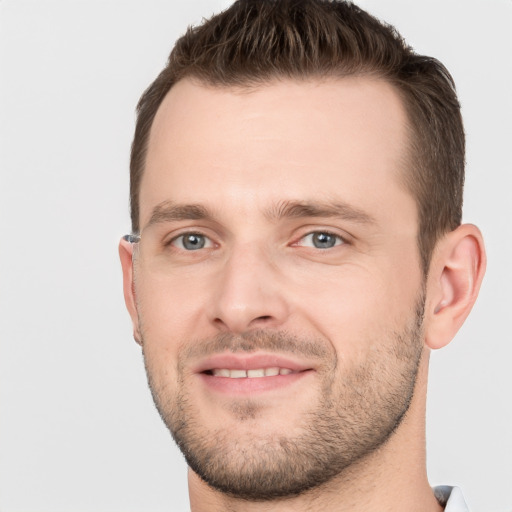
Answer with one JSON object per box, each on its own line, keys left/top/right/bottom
{"left": 188, "top": 354, "right": 442, "bottom": 512}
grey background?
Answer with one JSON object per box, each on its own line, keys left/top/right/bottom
{"left": 0, "top": 1, "right": 510, "bottom": 510}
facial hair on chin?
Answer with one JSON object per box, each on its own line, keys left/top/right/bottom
{"left": 142, "top": 296, "right": 425, "bottom": 501}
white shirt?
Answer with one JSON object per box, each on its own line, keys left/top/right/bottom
{"left": 185, "top": 485, "right": 469, "bottom": 511}
{"left": 434, "top": 486, "right": 469, "bottom": 512}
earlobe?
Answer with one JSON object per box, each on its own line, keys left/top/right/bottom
{"left": 424, "top": 224, "right": 486, "bottom": 350}
{"left": 118, "top": 237, "right": 143, "bottom": 345}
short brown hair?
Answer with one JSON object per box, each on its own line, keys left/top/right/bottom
{"left": 130, "top": 0, "right": 464, "bottom": 274}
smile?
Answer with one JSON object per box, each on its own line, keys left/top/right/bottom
{"left": 194, "top": 353, "right": 315, "bottom": 394}
{"left": 208, "top": 367, "right": 295, "bottom": 378}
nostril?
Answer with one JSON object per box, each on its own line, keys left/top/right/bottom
{"left": 213, "top": 318, "right": 227, "bottom": 327}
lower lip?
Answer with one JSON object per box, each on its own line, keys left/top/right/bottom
{"left": 197, "top": 370, "right": 313, "bottom": 395}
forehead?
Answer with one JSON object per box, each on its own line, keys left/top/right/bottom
{"left": 140, "top": 77, "right": 414, "bottom": 230}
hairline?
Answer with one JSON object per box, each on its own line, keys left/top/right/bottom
{"left": 137, "top": 71, "right": 421, "bottom": 203}
{"left": 135, "top": 72, "right": 426, "bottom": 256}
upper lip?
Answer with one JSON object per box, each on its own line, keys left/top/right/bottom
{"left": 193, "top": 352, "right": 314, "bottom": 374}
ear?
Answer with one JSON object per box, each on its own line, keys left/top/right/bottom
{"left": 424, "top": 224, "right": 486, "bottom": 350}
{"left": 119, "top": 237, "right": 142, "bottom": 345}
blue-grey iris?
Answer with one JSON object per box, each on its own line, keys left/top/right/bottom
{"left": 313, "top": 232, "right": 337, "bottom": 249}
{"left": 183, "top": 234, "right": 206, "bottom": 250}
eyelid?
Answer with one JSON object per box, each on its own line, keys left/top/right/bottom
{"left": 299, "top": 232, "right": 343, "bottom": 248}
{"left": 158, "top": 225, "right": 350, "bottom": 250}
{"left": 164, "top": 230, "right": 216, "bottom": 249}
{"left": 291, "top": 228, "right": 350, "bottom": 247}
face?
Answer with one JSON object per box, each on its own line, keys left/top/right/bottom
{"left": 124, "top": 77, "right": 426, "bottom": 499}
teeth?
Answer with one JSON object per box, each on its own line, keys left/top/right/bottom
{"left": 229, "top": 370, "right": 247, "bottom": 379}
{"left": 212, "top": 369, "right": 230, "bottom": 377}
{"left": 210, "top": 367, "right": 294, "bottom": 378}
{"left": 247, "top": 369, "right": 265, "bottom": 378}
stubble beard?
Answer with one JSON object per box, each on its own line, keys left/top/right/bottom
{"left": 142, "top": 296, "right": 425, "bottom": 501}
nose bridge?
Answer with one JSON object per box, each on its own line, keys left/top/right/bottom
{"left": 210, "top": 241, "right": 288, "bottom": 332}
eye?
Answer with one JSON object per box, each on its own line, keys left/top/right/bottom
{"left": 298, "top": 231, "right": 344, "bottom": 249}
{"left": 171, "top": 233, "right": 213, "bottom": 251}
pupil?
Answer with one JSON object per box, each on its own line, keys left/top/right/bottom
{"left": 184, "top": 234, "right": 205, "bottom": 250}
{"left": 314, "top": 232, "right": 335, "bottom": 248}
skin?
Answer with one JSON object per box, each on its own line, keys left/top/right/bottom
{"left": 119, "top": 77, "right": 486, "bottom": 511}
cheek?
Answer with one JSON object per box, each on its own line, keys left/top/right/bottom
{"left": 289, "top": 261, "right": 422, "bottom": 356}
{"left": 134, "top": 271, "right": 212, "bottom": 387}
{"left": 136, "top": 270, "right": 208, "bottom": 336}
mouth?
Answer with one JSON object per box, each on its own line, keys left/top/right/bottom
{"left": 205, "top": 367, "right": 296, "bottom": 378}
{"left": 195, "top": 354, "right": 314, "bottom": 394}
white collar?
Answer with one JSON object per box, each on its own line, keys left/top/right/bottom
{"left": 433, "top": 486, "right": 469, "bottom": 512}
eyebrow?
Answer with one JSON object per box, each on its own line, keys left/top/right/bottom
{"left": 146, "top": 201, "right": 210, "bottom": 228}
{"left": 144, "top": 199, "right": 376, "bottom": 230}
{"left": 264, "top": 200, "right": 377, "bottom": 225}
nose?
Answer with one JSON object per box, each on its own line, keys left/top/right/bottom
{"left": 209, "top": 244, "right": 290, "bottom": 333}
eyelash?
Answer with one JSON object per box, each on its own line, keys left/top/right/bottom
{"left": 294, "top": 231, "right": 346, "bottom": 249}
{"left": 167, "top": 232, "right": 214, "bottom": 251}
{"left": 165, "top": 230, "right": 347, "bottom": 251}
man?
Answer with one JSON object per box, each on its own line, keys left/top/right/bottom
{"left": 119, "top": 1, "right": 486, "bottom": 510}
